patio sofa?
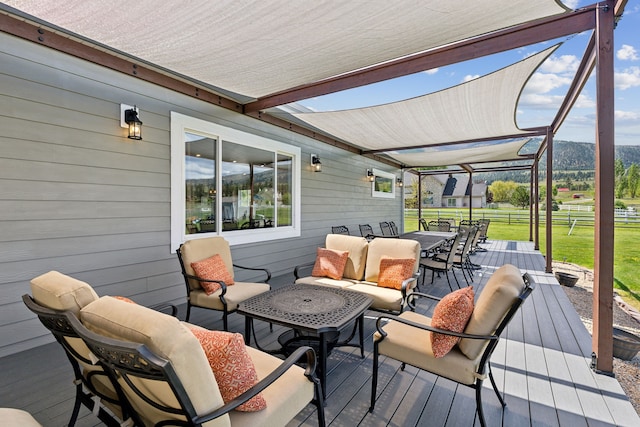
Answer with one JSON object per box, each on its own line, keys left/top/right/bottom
{"left": 294, "top": 234, "right": 421, "bottom": 313}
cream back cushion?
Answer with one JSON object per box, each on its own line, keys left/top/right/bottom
{"left": 80, "top": 296, "right": 228, "bottom": 427}
{"left": 326, "top": 234, "right": 369, "bottom": 280}
{"left": 365, "top": 238, "right": 420, "bottom": 282}
{"left": 30, "top": 270, "right": 99, "bottom": 316}
{"left": 458, "top": 264, "right": 525, "bottom": 360}
{"left": 180, "top": 237, "right": 234, "bottom": 290}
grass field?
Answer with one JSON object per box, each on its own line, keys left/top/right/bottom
{"left": 405, "top": 209, "right": 640, "bottom": 311}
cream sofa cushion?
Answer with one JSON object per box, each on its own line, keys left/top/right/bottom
{"left": 30, "top": 270, "right": 98, "bottom": 316}
{"left": 375, "top": 311, "right": 480, "bottom": 385}
{"left": 365, "top": 238, "right": 420, "bottom": 282}
{"left": 180, "top": 237, "right": 235, "bottom": 291}
{"left": 189, "top": 281, "right": 270, "bottom": 311}
{"left": 80, "top": 296, "right": 228, "bottom": 427}
{"left": 458, "top": 264, "right": 524, "bottom": 359}
{"left": 347, "top": 282, "right": 405, "bottom": 312}
{"left": 325, "top": 234, "right": 368, "bottom": 280}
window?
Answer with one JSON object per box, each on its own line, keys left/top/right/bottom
{"left": 371, "top": 168, "right": 396, "bottom": 199}
{"left": 447, "top": 198, "right": 457, "bottom": 207}
{"left": 171, "top": 113, "right": 300, "bottom": 250}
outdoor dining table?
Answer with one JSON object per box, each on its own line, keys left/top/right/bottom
{"left": 237, "top": 284, "right": 373, "bottom": 399}
{"left": 401, "top": 230, "right": 456, "bottom": 255}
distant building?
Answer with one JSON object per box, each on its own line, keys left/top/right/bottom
{"left": 418, "top": 174, "right": 487, "bottom": 208}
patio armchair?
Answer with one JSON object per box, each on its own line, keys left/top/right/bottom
{"left": 436, "top": 226, "right": 478, "bottom": 285}
{"left": 176, "top": 237, "right": 271, "bottom": 330}
{"left": 370, "top": 264, "right": 534, "bottom": 427}
{"left": 379, "top": 221, "right": 399, "bottom": 237}
{"left": 72, "top": 295, "right": 325, "bottom": 427}
{"left": 22, "top": 271, "right": 129, "bottom": 427}
{"left": 427, "top": 220, "right": 452, "bottom": 232}
{"left": 419, "top": 232, "right": 463, "bottom": 292}
{"left": 419, "top": 218, "right": 429, "bottom": 231}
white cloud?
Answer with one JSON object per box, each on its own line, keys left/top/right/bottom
{"left": 615, "top": 110, "right": 640, "bottom": 123}
{"left": 562, "top": 0, "right": 580, "bottom": 9}
{"left": 524, "top": 72, "right": 572, "bottom": 94}
{"left": 423, "top": 68, "right": 439, "bottom": 75}
{"left": 615, "top": 66, "right": 640, "bottom": 90}
{"left": 540, "top": 54, "right": 580, "bottom": 74}
{"left": 462, "top": 74, "right": 480, "bottom": 82}
{"left": 617, "top": 44, "right": 639, "bottom": 61}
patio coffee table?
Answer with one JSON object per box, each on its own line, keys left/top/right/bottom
{"left": 237, "top": 284, "right": 373, "bottom": 398}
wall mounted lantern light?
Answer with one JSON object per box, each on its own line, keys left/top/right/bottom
{"left": 311, "top": 154, "right": 322, "bottom": 172}
{"left": 397, "top": 177, "right": 403, "bottom": 187}
{"left": 120, "top": 104, "right": 143, "bottom": 140}
{"left": 367, "top": 169, "right": 375, "bottom": 182}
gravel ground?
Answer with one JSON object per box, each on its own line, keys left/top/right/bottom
{"left": 553, "top": 262, "right": 640, "bottom": 416}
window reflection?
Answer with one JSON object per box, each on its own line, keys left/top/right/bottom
{"left": 184, "top": 134, "right": 292, "bottom": 234}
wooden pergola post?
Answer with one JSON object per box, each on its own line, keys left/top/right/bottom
{"left": 593, "top": 0, "right": 615, "bottom": 374}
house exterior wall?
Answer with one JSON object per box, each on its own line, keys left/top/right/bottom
{"left": 0, "top": 33, "right": 402, "bottom": 357}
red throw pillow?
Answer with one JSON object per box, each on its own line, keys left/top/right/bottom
{"left": 188, "top": 328, "right": 267, "bottom": 412}
{"left": 190, "top": 254, "right": 234, "bottom": 295}
{"left": 311, "top": 247, "right": 349, "bottom": 280}
{"left": 377, "top": 257, "right": 416, "bottom": 289}
{"left": 430, "top": 286, "right": 475, "bottom": 358}
{"left": 113, "top": 296, "right": 136, "bottom": 304}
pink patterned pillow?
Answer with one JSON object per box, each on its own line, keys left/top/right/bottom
{"left": 188, "top": 328, "right": 266, "bottom": 412}
{"left": 190, "top": 254, "right": 234, "bottom": 295}
{"left": 113, "top": 296, "right": 136, "bottom": 304}
{"left": 430, "top": 286, "right": 475, "bottom": 358}
{"left": 377, "top": 257, "right": 416, "bottom": 289}
{"left": 311, "top": 247, "right": 349, "bottom": 280}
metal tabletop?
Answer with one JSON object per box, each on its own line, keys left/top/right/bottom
{"left": 401, "top": 231, "right": 456, "bottom": 252}
{"left": 238, "top": 284, "right": 372, "bottom": 334}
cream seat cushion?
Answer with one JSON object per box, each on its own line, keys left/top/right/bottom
{"left": 325, "top": 234, "right": 369, "bottom": 280}
{"left": 347, "top": 281, "right": 405, "bottom": 312}
{"left": 180, "top": 237, "right": 235, "bottom": 291}
{"left": 365, "top": 238, "right": 420, "bottom": 282}
{"left": 189, "top": 281, "right": 270, "bottom": 311}
{"left": 294, "top": 276, "right": 359, "bottom": 289}
{"left": 374, "top": 311, "right": 481, "bottom": 385}
{"left": 30, "top": 270, "right": 99, "bottom": 316}
{"left": 80, "top": 296, "right": 228, "bottom": 427}
{"left": 458, "top": 264, "right": 524, "bottom": 359}
{"left": 0, "top": 408, "right": 43, "bottom": 427}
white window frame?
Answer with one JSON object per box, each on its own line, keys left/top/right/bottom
{"left": 371, "top": 168, "right": 396, "bottom": 199}
{"left": 170, "top": 112, "right": 301, "bottom": 251}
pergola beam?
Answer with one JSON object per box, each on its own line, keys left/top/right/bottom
{"left": 245, "top": 8, "right": 597, "bottom": 113}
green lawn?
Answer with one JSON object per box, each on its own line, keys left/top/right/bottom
{"left": 405, "top": 209, "right": 640, "bottom": 311}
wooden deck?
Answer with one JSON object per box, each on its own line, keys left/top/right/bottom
{"left": 1, "top": 240, "right": 639, "bottom": 426}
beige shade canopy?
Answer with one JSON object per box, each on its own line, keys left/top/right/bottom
{"left": 2, "top": 0, "right": 568, "bottom": 101}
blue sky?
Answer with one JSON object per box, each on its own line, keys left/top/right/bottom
{"left": 300, "top": 0, "right": 640, "bottom": 146}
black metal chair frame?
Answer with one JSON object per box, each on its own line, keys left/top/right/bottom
{"left": 22, "top": 295, "right": 126, "bottom": 427}
{"left": 331, "top": 225, "right": 350, "bottom": 235}
{"left": 68, "top": 313, "right": 326, "bottom": 427}
{"left": 419, "top": 232, "right": 463, "bottom": 292}
{"left": 370, "top": 273, "right": 534, "bottom": 427}
{"left": 176, "top": 244, "right": 271, "bottom": 330}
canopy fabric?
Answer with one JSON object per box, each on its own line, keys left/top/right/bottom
{"left": 385, "top": 139, "right": 533, "bottom": 168}
{"left": 287, "top": 46, "right": 557, "bottom": 156}
{"left": 2, "top": 0, "right": 569, "bottom": 101}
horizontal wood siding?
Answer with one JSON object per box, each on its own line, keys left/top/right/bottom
{"left": 0, "top": 32, "right": 403, "bottom": 357}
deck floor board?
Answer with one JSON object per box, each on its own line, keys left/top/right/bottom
{"left": 1, "top": 239, "right": 638, "bottom": 426}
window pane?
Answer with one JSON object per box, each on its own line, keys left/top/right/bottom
{"left": 185, "top": 133, "right": 216, "bottom": 234}
{"left": 277, "top": 154, "right": 293, "bottom": 226}
{"left": 221, "top": 141, "right": 275, "bottom": 231}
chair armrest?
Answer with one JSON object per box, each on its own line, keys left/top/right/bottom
{"left": 149, "top": 303, "right": 178, "bottom": 317}
{"left": 293, "top": 262, "right": 316, "bottom": 280}
{"left": 374, "top": 313, "right": 497, "bottom": 342}
{"left": 233, "top": 264, "right": 272, "bottom": 283}
{"left": 193, "top": 346, "right": 318, "bottom": 423}
{"left": 183, "top": 272, "right": 228, "bottom": 294}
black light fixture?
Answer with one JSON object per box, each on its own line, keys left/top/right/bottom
{"left": 367, "top": 169, "right": 375, "bottom": 182}
{"left": 397, "top": 177, "right": 403, "bottom": 187}
{"left": 124, "top": 106, "right": 143, "bottom": 140}
{"left": 311, "top": 154, "right": 322, "bottom": 172}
